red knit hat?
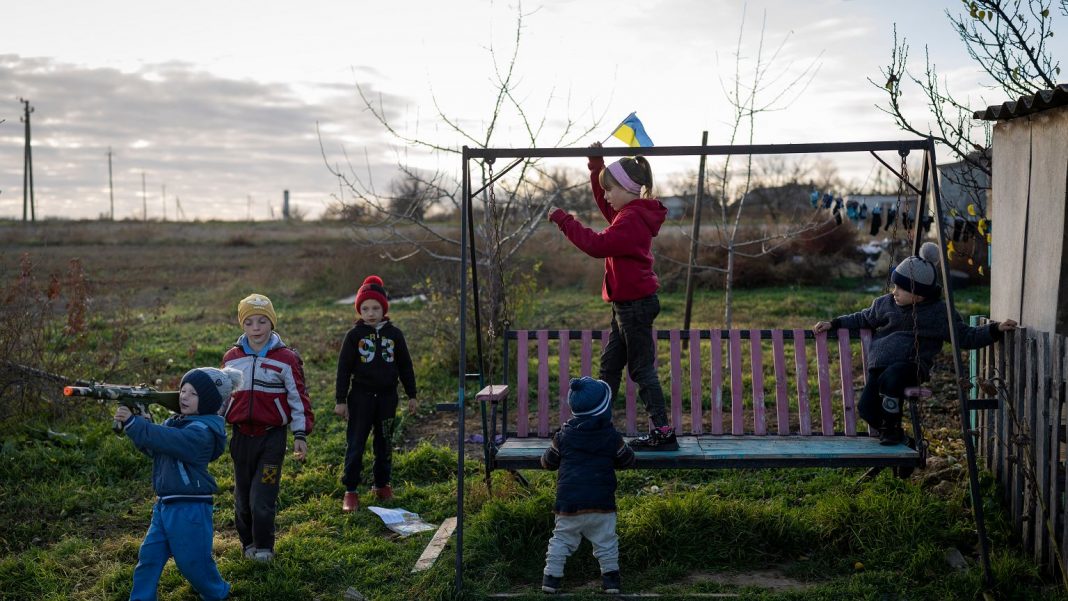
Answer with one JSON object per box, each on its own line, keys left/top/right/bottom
{"left": 354, "top": 275, "right": 389, "bottom": 316}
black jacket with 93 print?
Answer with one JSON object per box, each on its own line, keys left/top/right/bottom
{"left": 335, "top": 319, "right": 417, "bottom": 403}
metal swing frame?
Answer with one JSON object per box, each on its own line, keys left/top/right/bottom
{"left": 450, "top": 137, "right": 994, "bottom": 594}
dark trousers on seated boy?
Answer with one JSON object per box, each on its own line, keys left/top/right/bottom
{"left": 600, "top": 294, "right": 669, "bottom": 427}
{"left": 858, "top": 362, "right": 921, "bottom": 445}
{"left": 342, "top": 389, "right": 398, "bottom": 490}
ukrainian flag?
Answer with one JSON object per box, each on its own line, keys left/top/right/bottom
{"left": 611, "top": 112, "right": 654, "bottom": 147}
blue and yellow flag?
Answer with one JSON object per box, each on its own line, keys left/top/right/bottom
{"left": 610, "top": 112, "right": 654, "bottom": 147}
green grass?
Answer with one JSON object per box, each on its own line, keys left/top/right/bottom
{"left": 4, "top": 279, "right": 1064, "bottom": 600}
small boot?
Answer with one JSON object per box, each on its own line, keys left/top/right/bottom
{"left": 630, "top": 426, "right": 679, "bottom": 452}
{"left": 372, "top": 484, "right": 394, "bottom": 500}
{"left": 601, "top": 570, "right": 621, "bottom": 594}
{"left": 541, "top": 573, "right": 562, "bottom": 594}
{"left": 343, "top": 491, "right": 360, "bottom": 512}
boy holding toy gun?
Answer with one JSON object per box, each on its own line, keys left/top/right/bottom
{"left": 111, "top": 367, "right": 239, "bottom": 601}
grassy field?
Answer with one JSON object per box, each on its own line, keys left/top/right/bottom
{"left": 0, "top": 220, "right": 1064, "bottom": 600}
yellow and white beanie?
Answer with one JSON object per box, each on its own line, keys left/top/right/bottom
{"left": 237, "top": 293, "right": 277, "bottom": 328}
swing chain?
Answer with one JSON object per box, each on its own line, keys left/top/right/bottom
{"left": 484, "top": 158, "right": 511, "bottom": 337}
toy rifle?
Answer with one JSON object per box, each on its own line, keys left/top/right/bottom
{"left": 63, "top": 381, "right": 181, "bottom": 434}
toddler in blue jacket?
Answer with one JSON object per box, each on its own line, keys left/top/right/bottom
{"left": 540, "top": 376, "right": 635, "bottom": 595}
{"left": 114, "top": 366, "right": 240, "bottom": 601}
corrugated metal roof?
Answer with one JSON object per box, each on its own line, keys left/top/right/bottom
{"left": 974, "top": 84, "right": 1068, "bottom": 120}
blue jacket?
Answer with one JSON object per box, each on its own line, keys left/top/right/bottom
{"left": 831, "top": 294, "right": 1000, "bottom": 379}
{"left": 540, "top": 411, "right": 635, "bottom": 514}
{"left": 124, "top": 414, "right": 227, "bottom": 501}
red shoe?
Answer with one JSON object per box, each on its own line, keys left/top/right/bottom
{"left": 342, "top": 491, "right": 359, "bottom": 512}
{"left": 372, "top": 484, "right": 393, "bottom": 500}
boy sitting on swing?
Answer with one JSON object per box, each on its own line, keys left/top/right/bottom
{"left": 814, "top": 242, "right": 1017, "bottom": 445}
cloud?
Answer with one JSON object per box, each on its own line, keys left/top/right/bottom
{"left": 0, "top": 54, "right": 407, "bottom": 220}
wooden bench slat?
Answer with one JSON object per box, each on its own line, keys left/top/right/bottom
{"left": 558, "top": 330, "right": 571, "bottom": 424}
{"left": 750, "top": 329, "right": 767, "bottom": 436}
{"left": 537, "top": 330, "right": 549, "bottom": 437}
{"left": 710, "top": 330, "right": 723, "bottom": 435}
{"left": 670, "top": 329, "right": 683, "bottom": 430}
{"left": 517, "top": 330, "right": 529, "bottom": 438}
{"left": 837, "top": 328, "right": 858, "bottom": 436}
{"left": 729, "top": 330, "right": 744, "bottom": 435}
{"left": 580, "top": 330, "right": 593, "bottom": 377}
{"left": 793, "top": 328, "right": 812, "bottom": 436}
{"left": 771, "top": 329, "right": 790, "bottom": 435}
{"left": 815, "top": 332, "right": 834, "bottom": 435}
{"left": 494, "top": 435, "right": 921, "bottom": 470}
{"left": 689, "top": 329, "right": 703, "bottom": 435}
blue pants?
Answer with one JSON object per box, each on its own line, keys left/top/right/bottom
{"left": 130, "top": 500, "right": 229, "bottom": 601}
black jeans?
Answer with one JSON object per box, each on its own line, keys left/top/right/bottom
{"left": 858, "top": 362, "right": 921, "bottom": 430}
{"left": 599, "top": 294, "right": 669, "bottom": 428}
{"left": 230, "top": 426, "right": 286, "bottom": 551}
{"left": 342, "top": 389, "right": 399, "bottom": 490}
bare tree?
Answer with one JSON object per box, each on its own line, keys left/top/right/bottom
{"left": 322, "top": 3, "right": 604, "bottom": 338}
{"left": 871, "top": 0, "right": 1066, "bottom": 218}
{"left": 678, "top": 9, "right": 827, "bottom": 328}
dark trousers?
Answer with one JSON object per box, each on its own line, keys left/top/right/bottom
{"left": 230, "top": 427, "right": 286, "bottom": 551}
{"left": 858, "top": 362, "right": 921, "bottom": 430}
{"left": 342, "top": 390, "right": 399, "bottom": 490}
{"left": 599, "top": 294, "right": 669, "bottom": 428}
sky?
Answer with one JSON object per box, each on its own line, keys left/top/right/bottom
{"left": 1, "top": 0, "right": 1063, "bottom": 221}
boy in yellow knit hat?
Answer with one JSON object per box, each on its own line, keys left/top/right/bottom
{"left": 221, "top": 293, "right": 315, "bottom": 562}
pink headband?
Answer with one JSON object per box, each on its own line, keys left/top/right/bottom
{"left": 607, "top": 160, "right": 643, "bottom": 196}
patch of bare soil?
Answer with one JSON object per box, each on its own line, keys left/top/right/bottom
{"left": 684, "top": 566, "right": 813, "bottom": 592}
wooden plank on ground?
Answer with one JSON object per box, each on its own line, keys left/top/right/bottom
{"left": 411, "top": 517, "right": 457, "bottom": 573}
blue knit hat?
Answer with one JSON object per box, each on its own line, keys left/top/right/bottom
{"left": 891, "top": 241, "right": 942, "bottom": 298}
{"left": 180, "top": 367, "right": 242, "bottom": 415}
{"left": 567, "top": 376, "right": 612, "bottom": 417}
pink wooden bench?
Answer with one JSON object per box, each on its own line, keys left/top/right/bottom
{"left": 476, "top": 328, "right": 928, "bottom": 471}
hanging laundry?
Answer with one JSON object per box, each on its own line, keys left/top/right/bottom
{"left": 822, "top": 192, "right": 834, "bottom": 209}
{"left": 951, "top": 216, "right": 966, "bottom": 241}
{"left": 858, "top": 202, "right": 868, "bottom": 220}
{"left": 869, "top": 205, "right": 883, "bottom": 236}
{"left": 810, "top": 189, "right": 820, "bottom": 209}
{"left": 884, "top": 206, "right": 897, "bottom": 231}
{"left": 921, "top": 215, "right": 933, "bottom": 233}
{"left": 846, "top": 200, "right": 858, "bottom": 221}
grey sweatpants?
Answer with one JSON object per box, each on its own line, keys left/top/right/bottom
{"left": 543, "top": 512, "right": 619, "bottom": 577}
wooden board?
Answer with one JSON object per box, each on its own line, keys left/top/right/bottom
{"left": 411, "top": 516, "right": 457, "bottom": 573}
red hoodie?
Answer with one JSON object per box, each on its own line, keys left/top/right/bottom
{"left": 550, "top": 156, "right": 667, "bottom": 302}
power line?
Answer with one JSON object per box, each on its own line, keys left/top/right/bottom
{"left": 107, "top": 147, "right": 115, "bottom": 220}
{"left": 19, "top": 98, "right": 35, "bottom": 222}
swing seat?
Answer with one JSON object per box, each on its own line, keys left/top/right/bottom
{"left": 477, "top": 328, "right": 928, "bottom": 472}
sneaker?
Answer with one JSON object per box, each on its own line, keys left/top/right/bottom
{"left": 372, "top": 484, "right": 394, "bottom": 500}
{"left": 631, "top": 427, "right": 679, "bottom": 452}
{"left": 343, "top": 491, "right": 360, "bottom": 512}
{"left": 541, "top": 573, "right": 562, "bottom": 594}
{"left": 879, "top": 425, "right": 905, "bottom": 446}
{"left": 252, "top": 549, "right": 274, "bottom": 563}
{"left": 601, "top": 570, "right": 621, "bottom": 594}
{"left": 243, "top": 544, "right": 257, "bottom": 559}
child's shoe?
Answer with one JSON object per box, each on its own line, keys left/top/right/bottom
{"left": 372, "top": 484, "right": 394, "bottom": 500}
{"left": 879, "top": 425, "right": 905, "bottom": 446}
{"left": 631, "top": 426, "right": 679, "bottom": 451}
{"left": 243, "top": 544, "right": 258, "bottom": 559}
{"left": 541, "top": 573, "right": 562, "bottom": 594}
{"left": 343, "top": 491, "right": 360, "bottom": 512}
{"left": 601, "top": 570, "right": 621, "bottom": 594}
{"left": 252, "top": 549, "right": 274, "bottom": 563}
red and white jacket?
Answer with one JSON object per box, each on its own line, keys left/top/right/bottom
{"left": 222, "top": 332, "right": 315, "bottom": 439}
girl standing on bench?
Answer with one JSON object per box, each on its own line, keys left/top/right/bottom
{"left": 547, "top": 142, "right": 677, "bottom": 451}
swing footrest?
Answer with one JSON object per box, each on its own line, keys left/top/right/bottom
{"left": 904, "top": 387, "right": 933, "bottom": 398}
{"left": 964, "top": 398, "right": 999, "bottom": 410}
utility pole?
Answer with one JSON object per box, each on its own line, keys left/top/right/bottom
{"left": 161, "top": 184, "right": 167, "bottom": 221}
{"left": 247, "top": 194, "right": 252, "bottom": 221}
{"left": 107, "top": 147, "right": 115, "bottom": 220}
{"left": 19, "top": 98, "right": 35, "bottom": 222}
{"left": 141, "top": 171, "right": 147, "bottom": 221}
{"left": 175, "top": 196, "right": 186, "bottom": 221}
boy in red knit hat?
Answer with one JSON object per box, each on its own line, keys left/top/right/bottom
{"left": 334, "top": 275, "right": 418, "bottom": 512}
